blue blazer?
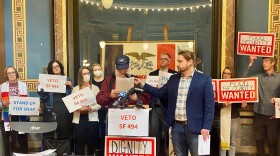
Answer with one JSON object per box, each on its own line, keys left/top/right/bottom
{"left": 144, "top": 71, "right": 215, "bottom": 134}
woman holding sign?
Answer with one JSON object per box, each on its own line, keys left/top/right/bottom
{"left": 39, "top": 60, "right": 73, "bottom": 155}
{"left": 214, "top": 67, "right": 247, "bottom": 156}
{"left": 72, "top": 66, "right": 101, "bottom": 155}
{"left": 0, "top": 66, "right": 28, "bottom": 154}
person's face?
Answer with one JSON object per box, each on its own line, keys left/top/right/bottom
{"left": 159, "top": 54, "right": 170, "bottom": 68}
{"left": 6, "top": 67, "right": 17, "bottom": 82}
{"left": 263, "top": 58, "right": 275, "bottom": 71}
{"left": 93, "top": 65, "right": 102, "bottom": 73}
{"left": 222, "top": 69, "right": 232, "bottom": 79}
{"left": 177, "top": 55, "right": 193, "bottom": 73}
{"left": 82, "top": 69, "right": 91, "bottom": 82}
{"left": 116, "top": 68, "right": 128, "bottom": 77}
{"left": 52, "top": 62, "right": 61, "bottom": 75}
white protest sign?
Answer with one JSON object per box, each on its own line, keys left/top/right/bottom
{"left": 9, "top": 97, "right": 40, "bottom": 116}
{"left": 108, "top": 108, "right": 149, "bottom": 136}
{"left": 105, "top": 136, "right": 156, "bottom": 156}
{"left": 38, "top": 74, "right": 67, "bottom": 93}
{"left": 115, "top": 77, "right": 134, "bottom": 92}
{"left": 145, "top": 75, "right": 159, "bottom": 87}
{"left": 274, "top": 98, "right": 280, "bottom": 118}
{"left": 212, "top": 79, "right": 219, "bottom": 102}
{"left": 158, "top": 71, "right": 172, "bottom": 87}
{"left": 62, "top": 87, "right": 96, "bottom": 113}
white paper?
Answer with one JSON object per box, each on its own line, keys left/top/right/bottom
{"left": 4, "top": 122, "right": 10, "bottom": 131}
{"left": 198, "top": 135, "right": 210, "bottom": 155}
{"left": 115, "top": 77, "right": 134, "bottom": 92}
{"left": 274, "top": 98, "right": 280, "bottom": 118}
{"left": 145, "top": 75, "right": 159, "bottom": 87}
{"left": 14, "top": 149, "right": 56, "bottom": 156}
{"left": 158, "top": 71, "right": 172, "bottom": 88}
{"left": 62, "top": 87, "right": 97, "bottom": 113}
{"left": 9, "top": 97, "right": 40, "bottom": 116}
{"left": 38, "top": 74, "right": 67, "bottom": 93}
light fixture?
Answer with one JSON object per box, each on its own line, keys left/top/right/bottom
{"left": 143, "top": 43, "right": 149, "bottom": 50}
{"left": 101, "top": 0, "right": 113, "bottom": 9}
{"left": 99, "top": 41, "right": 106, "bottom": 49}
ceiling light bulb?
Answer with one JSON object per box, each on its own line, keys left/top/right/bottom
{"left": 99, "top": 41, "right": 106, "bottom": 49}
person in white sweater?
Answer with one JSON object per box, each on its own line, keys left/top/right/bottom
{"left": 72, "top": 66, "right": 101, "bottom": 155}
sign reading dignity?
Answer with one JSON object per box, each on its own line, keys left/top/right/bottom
{"left": 105, "top": 136, "right": 156, "bottom": 156}
{"left": 218, "top": 77, "right": 258, "bottom": 103}
{"left": 9, "top": 97, "right": 40, "bottom": 116}
{"left": 38, "top": 74, "right": 67, "bottom": 93}
{"left": 62, "top": 87, "right": 97, "bottom": 113}
{"left": 237, "top": 32, "right": 275, "bottom": 57}
{"left": 108, "top": 109, "right": 149, "bottom": 137}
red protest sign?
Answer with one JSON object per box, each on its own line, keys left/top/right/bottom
{"left": 237, "top": 32, "right": 275, "bottom": 57}
{"left": 218, "top": 77, "right": 258, "bottom": 103}
{"left": 212, "top": 79, "right": 218, "bottom": 102}
{"left": 105, "top": 136, "right": 156, "bottom": 156}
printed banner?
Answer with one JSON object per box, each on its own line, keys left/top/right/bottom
{"left": 9, "top": 97, "right": 40, "bottom": 116}
{"left": 62, "top": 87, "right": 97, "bottom": 113}
{"left": 38, "top": 74, "right": 67, "bottom": 93}
{"left": 237, "top": 32, "right": 275, "bottom": 57}
{"left": 105, "top": 136, "right": 156, "bottom": 156}
{"left": 212, "top": 79, "right": 218, "bottom": 102}
{"left": 218, "top": 77, "right": 258, "bottom": 103}
{"left": 108, "top": 109, "right": 149, "bottom": 136}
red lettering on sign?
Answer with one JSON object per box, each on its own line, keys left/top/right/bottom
{"left": 120, "top": 115, "right": 137, "bottom": 120}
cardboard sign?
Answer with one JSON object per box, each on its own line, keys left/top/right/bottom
{"left": 212, "top": 79, "right": 218, "bottom": 102}
{"left": 108, "top": 109, "right": 149, "bottom": 136}
{"left": 115, "top": 77, "right": 134, "bottom": 92}
{"left": 62, "top": 87, "right": 97, "bottom": 113}
{"left": 9, "top": 97, "right": 40, "bottom": 116}
{"left": 145, "top": 75, "right": 159, "bottom": 87}
{"left": 158, "top": 71, "right": 172, "bottom": 88}
{"left": 237, "top": 32, "right": 275, "bottom": 57}
{"left": 218, "top": 77, "right": 258, "bottom": 103}
{"left": 105, "top": 136, "right": 156, "bottom": 156}
{"left": 38, "top": 74, "right": 67, "bottom": 93}
{"left": 274, "top": 98, "right": 280, "bottom": 118}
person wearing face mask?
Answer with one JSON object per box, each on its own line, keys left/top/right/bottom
{"left": 92, "top": 64, "right": 104, "bottom": 89}
{"left": 38, "top": 60, "right": 73, "bottom": 155}
{"left": 72, "top": 66, "right": 101, "bottom": 155}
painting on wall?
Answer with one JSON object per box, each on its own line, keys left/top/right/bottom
{"left": 101, "top": 41, "right": 195, "bottom": 78}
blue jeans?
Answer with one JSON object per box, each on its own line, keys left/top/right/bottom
{"left": 171, "top": 123, "right": 199, "bottom": 156}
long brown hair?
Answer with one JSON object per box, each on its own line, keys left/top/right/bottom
{"left": 77, "top": 66, "right": 92, "bottom": 87}
{"left": 4, "top": 66, "right": 19, "bottom": 80}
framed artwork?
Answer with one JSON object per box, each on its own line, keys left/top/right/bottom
{"left": 101, "top": 41, "right": 195, "bottom": 78}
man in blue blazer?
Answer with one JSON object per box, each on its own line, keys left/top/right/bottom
{"left": 137, "top": 50, "right": 214, "bottom": 156}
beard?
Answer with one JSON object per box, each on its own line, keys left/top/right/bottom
{"left": 178, "top": 64, "right": 192, "bottom": 73}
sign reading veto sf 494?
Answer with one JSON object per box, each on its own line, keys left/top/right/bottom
{"left": 237, "top": 32, "right": 275, "bottom": 57}
{"left": 218, "top": 77, "right": 258, "bottom": 103}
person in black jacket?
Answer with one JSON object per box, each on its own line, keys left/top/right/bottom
{"left": 149, "top": 52, "right": 177, "bottom": 156}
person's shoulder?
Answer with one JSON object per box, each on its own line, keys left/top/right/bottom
{"left": 168, "top": 69, "right": 177, "bottom": 74}
{"left": 149, "top": 70, "right": 159, "bottom": 76}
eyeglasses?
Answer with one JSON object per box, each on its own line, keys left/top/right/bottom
{"left": 82, "top": 73, "right": 91, "bottom": 76}
{"left": 7, "top": 71, "right": 16, "bottom": 75}
{"left": 160, "top": 58, "right": 170, "bottom": 61}
{"left": 223, "top": 72, "right": 231, "bottom": 75}
{"left": 52, "top": 65, "right": 60, "bottom": 70}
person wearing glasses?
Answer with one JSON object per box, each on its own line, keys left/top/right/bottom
{"left": 72, "top": 66, "right": 101, "bottom": 155}
{"left": 149, "top": 52, "right": 177, "bottom": 156}
{"left": 213, "top": 67, "right": 246, "bottom": 156}
{"left": 38, "top": 60, "right": 73, "bottom": 155}
{"left": 0, "top": 66, "right": 29, "bottom": 154}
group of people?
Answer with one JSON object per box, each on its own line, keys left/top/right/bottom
{"left": 0, "top": 50, "right": 280, "bottom": 156}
